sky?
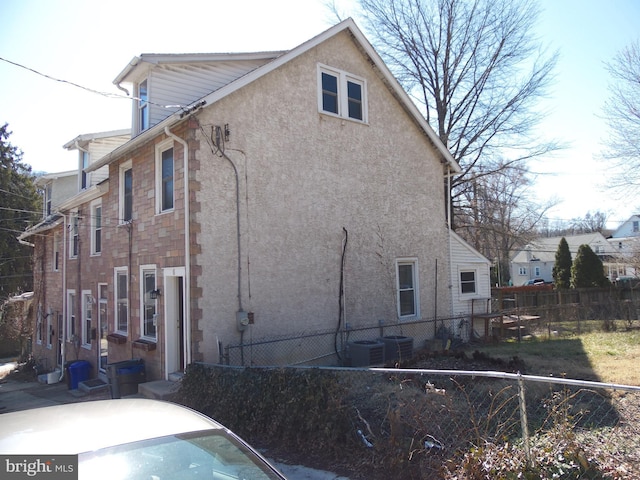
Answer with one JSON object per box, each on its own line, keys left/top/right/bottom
{"left": 1, "top": 0, "right": 638, "bottom": 228}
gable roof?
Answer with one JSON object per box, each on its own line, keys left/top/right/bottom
{"left": 450, "top": 230, "right": 491, "bottom": 265}
{"left": 62, "top": 129, "right": 131, "bottom": 150}
{"left": 511, "top": 233, "right": 611, "bottom": 263}
{"left": 610, "top": 214, "right": 640, "bottom": 238}
{"left": 87, "top": 18, "right": 460, "bottom": 174}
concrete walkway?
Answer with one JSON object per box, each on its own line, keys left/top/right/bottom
{"left": 0, "top": 363, "right": 111, "bottom": 413}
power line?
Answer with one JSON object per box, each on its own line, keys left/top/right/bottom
{"left": 0, "top": 55, "right": 188, "bottom": 110}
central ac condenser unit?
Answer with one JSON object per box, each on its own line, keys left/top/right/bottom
{"left": 347, "top": 340, "right": 385, "bottom": 367}
{"left": 378, "top": 335, "right": 414, "bottom": 363}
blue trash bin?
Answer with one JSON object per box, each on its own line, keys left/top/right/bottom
{"left": 69, "top": 360, "right": 91, "bottom": 390}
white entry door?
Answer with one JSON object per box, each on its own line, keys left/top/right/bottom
{"left": 163, "top": 268, "right": 187, "bottom": 379}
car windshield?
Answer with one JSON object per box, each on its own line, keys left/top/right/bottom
{"left": 79, "top": 429, "right": 282, "bottom": 480}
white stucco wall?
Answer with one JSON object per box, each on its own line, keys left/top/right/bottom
{"left": 192, "top": 31, "right": 452, "bottom": 363}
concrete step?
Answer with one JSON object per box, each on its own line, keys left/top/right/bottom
{"left": 78, "top": 378, "right": 109, "bottom": 395}
{"left": 138, "top": 379, "right": 181, "bottom": 401}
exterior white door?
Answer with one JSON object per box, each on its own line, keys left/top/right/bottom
{"left": 163, "top": 268, "right": 187, "bottom": 379}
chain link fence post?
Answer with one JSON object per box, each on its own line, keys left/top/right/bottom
{"left": 517, "top": 372, "right": 532, "bottom": 468}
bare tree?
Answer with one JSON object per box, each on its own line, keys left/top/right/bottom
{"left": 457, "top": 161, "right": 554, "bottom": 284}
{"left": 601, "top": 41, "right": 640, "bottom": 193}
{"left": 569, "top": 211, "right": 609, "bottom": 234}
{"left": 539, "top": 210, "right": 609, "bottom": 237}
{"left": 333, "top": 0, "right": 559, "bottom": 228}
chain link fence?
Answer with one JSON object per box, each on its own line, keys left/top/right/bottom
{"left": 221, "top": 294, "right": 639, "bottom": 366}
{"left": 221, "top": 316, "right": 468, "bottom": 367}
{"left": 180, "top": 363, "right": 640, "bottom": 479}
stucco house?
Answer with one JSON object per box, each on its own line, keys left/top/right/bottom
{"left": 510, "top": 233, "right": 614, "bottom": 285}
{"left": 20, "top": 19, "right": 490, "bottom": 384}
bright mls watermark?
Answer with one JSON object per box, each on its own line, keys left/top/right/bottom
{"left": 1, "top": 456, "right": 77, "bottom": 479}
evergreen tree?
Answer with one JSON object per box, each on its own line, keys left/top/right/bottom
{"left": 552, "top": 237, "right": 572, "bottom": 289}
{"left": 0, "top": 124, "right": 40, "bottom": 300}
{"left": 571, "top": 244, "right": 610, "bottom": 288}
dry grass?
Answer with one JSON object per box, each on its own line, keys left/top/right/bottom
{"left": 473, "top": 326, "right": 640, "bottom": 386}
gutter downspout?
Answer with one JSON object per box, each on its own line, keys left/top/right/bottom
{"left": 447, "top": 166, "right": 455, "bottom": 322}
{"left": 59, "top": 213, "right": 67, "bottom": 382}
{"left": 164, "top": 126, "right": 192, "bottom": 369}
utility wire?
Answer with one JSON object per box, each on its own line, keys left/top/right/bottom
{"left": 0, "top": 55, "right": 187, "bottom": 110}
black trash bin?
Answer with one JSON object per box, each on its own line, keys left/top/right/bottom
{"left": 107, "top": 359, "right": 146, "bottom": 398}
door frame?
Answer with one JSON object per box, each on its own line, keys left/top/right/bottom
{"left": 163, "top": 267, "right": 189, "bottom": 379}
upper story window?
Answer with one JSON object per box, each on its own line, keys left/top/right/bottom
{"left": 80, "top": 151, "right": 90, "bottom": 190}
{"left": 156, "top": 141, "right": 174, "bottom": 213}
{"left": 91, "top": 200, "right": 102, "bottom": 255}
{"left": 69, "top": 211, "right": 79, "bottom": 258}
{"left": 44, "top": 183, "right": 52, "bottom": 217}
{"left": 52, "top": 232, "right": 60, "bottom": 271}
{"left": 396, "top": 259, "right": 419, "bottom": 319}
{"left": 518, "top": 267, "right": 527, "bottom": 276}
{"left": 119, "top": 161, "right": 133, "bottom": 223}
{"left": 138, "top": 79, "right": 149, "bottom": 132}
{"left": 318, "top": 65, "right": 367, "bottom": 122}
{"left": 633, "top": 220, "right": 639, "bottom": 233}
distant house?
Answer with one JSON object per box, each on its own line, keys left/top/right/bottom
{"left": 20, "top": 19, "right": 470, "bottom": 383}
{"left": 510, "top": 233, "right": 614, "bottom": 285}
{"left": 608, "top": 215, "right": 640, "bottom": 279}
{"left": 35, "top": 170, "right": 77, "bottom": 218}
{"left": 611, "top": 214, "right": 640, "bottom": 238}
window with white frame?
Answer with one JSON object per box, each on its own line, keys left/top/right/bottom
{"left": 460, "top": 270, "right": 477, "bottom": 295}
{"left": 140, "top": 266, "right": 157, "bottom": 340}
{"left": 119, "top": 161, "right": 133, "bottom": 223}
{"left": 396, "top": 259, "right": 419, "bottom": 319}
{"left": 115, "top": 267, "right": 128, "bottom": 334}
{"left": 138, "top": 79, "right": 149, "bottom": 132}
{"left": 36, "top": 305, "right": 43, "bottom": 345}
{"left": 80, "top": 151, "right": 90, "bottom": 190}
{"left": 534, "top": 266, "right": 541, "bottom": 277}
{"left": 52, "top": 233, "right": 60, "bottom": 271}
{"left": 633, "top": 221, "right": 639, "bottom": 233}
{"left": 67, "top": 290, "right": 76, "bottom": 340}
{"left": 318, "top": 65, "right": 367, "bottom": 122}
{"left": 82, "top": 291, "right": 93, "bottom": 348}
{"left": 518, "top": 267, "right": 527, "bottom": 276}
{"left": 91, "top": 200, "right": 102, "bottom": 255}
{"left": 156, "top": 142, "right": 174, "bottom": 213}
{"left": 98, "top": 283, "right": 108, "bottom": 371}
{"left": 46, "top": 308, "right": 53, "bottom": 348}
{"left": 69, "top": 211, "right": 79, "bottom": 258}
{"left": 45, "top": 183, "right": 52, "bottom": 217}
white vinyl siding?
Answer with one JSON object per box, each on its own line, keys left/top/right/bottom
{"left": 140, "top": 59, "right": 273, "bottom": 132}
